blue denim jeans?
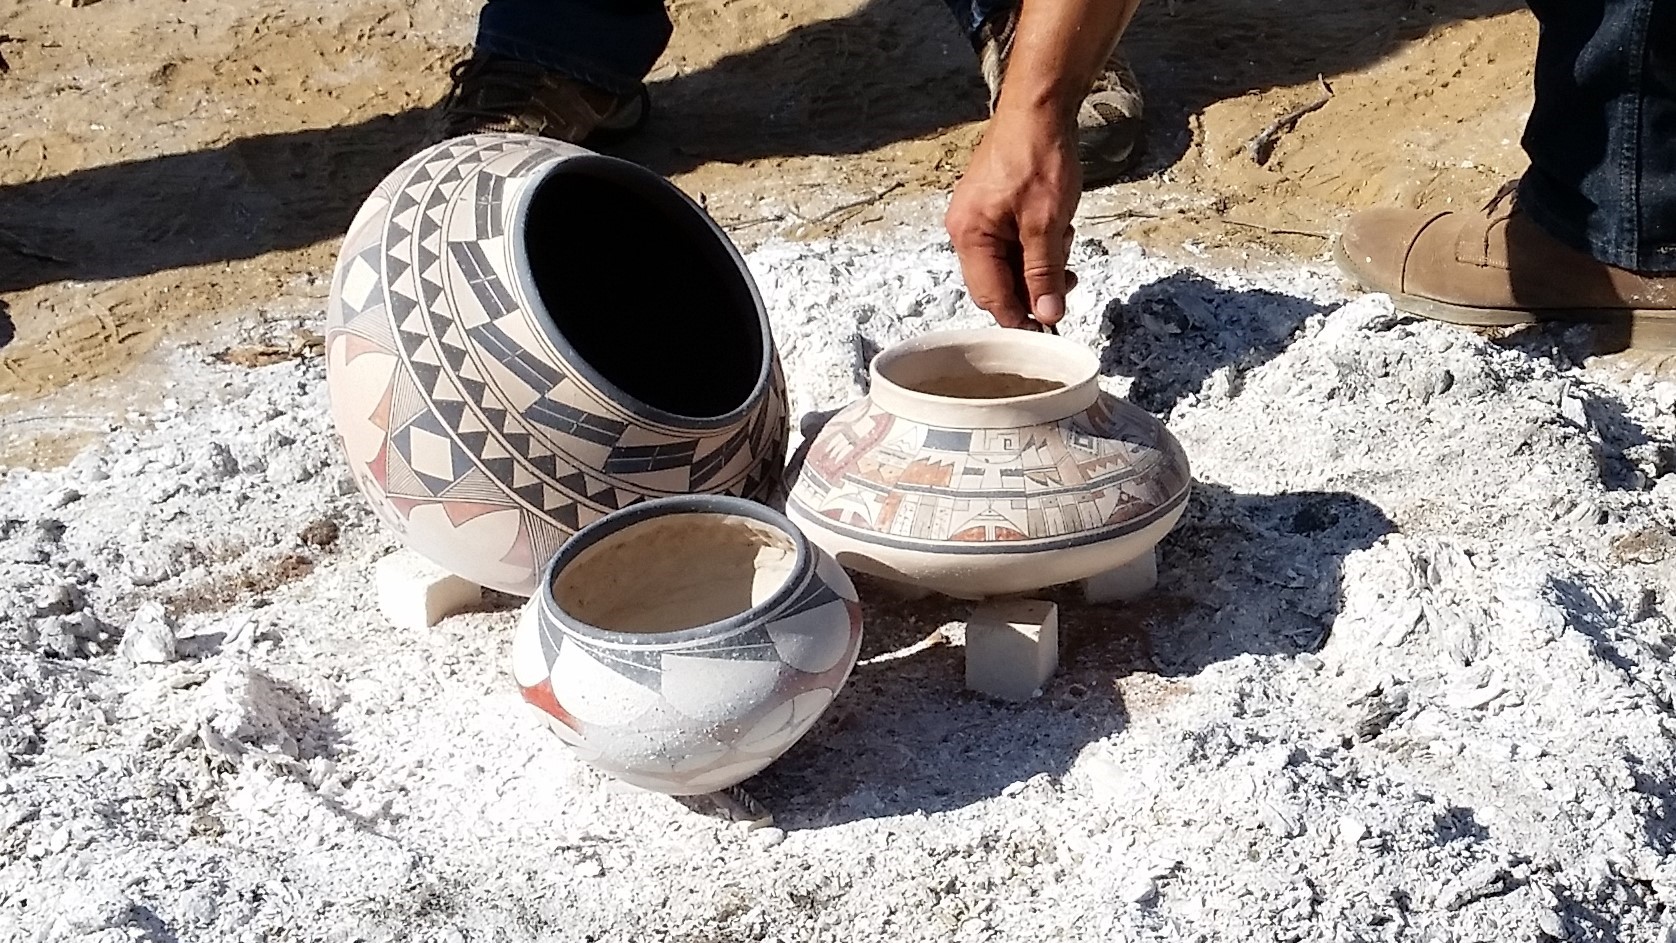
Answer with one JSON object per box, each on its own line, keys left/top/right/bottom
{"left": 475, "top": 0, "right": 1015, "bottom": 98}
{"left": 1518, "top": 0, "right": 1674, "bottom": 273}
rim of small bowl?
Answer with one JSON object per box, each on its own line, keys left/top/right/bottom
{"left": 506, "top": 148, "right": 775, "bottom": 432}
{"left": 868, "top": 328, "right": 1102, "bottom": 429}
{"left": 536, "top": 494, "right": 813, "bottom": 647}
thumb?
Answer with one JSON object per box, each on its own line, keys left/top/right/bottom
{"left": 1020, "top": 224, "right": 1071, "bottom": 326}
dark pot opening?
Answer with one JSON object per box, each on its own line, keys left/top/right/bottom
{"left": 524, "top": 159, "right": 765, "bottom": 421}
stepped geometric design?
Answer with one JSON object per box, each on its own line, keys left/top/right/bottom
{"left": 323, "top": 133, "right": 791, "bottom": 596}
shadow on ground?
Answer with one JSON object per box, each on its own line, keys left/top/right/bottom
{"left": 750, "top": 479, "right": 1394, "bottom": 828}
{"left": 0, "top": 0, "right": 1520, "bottom": 294}
{"left": 1098, "top": 270, "right": 1333, "bottom": 414}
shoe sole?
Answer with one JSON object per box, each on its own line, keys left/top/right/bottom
{"left": 1332, "top": 239, "right": 1676, "bottom": 351}
{"left": 1081, "top": 136, "right": 1141, "bottom": 189}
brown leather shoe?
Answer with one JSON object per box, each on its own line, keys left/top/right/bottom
{"left": 1335, "top": 185, "right": 1676, "bottom": 347}
{"left": 436, "top": 54, "right": 649, "bottom": 145}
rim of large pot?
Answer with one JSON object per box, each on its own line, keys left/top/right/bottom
{"left": 868, "top": 328, "right": 1102, "bottom": 429}
{"left": 507, "top": 150, "right": 775, "bottom": 432}
{"left": 536, "top": 494, "right": 813, "bottom": 648}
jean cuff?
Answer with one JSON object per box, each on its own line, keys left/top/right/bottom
{"left": 473, "top": 30, "right": 645, "bottom": 98}
{"left": 1519, "top": 175, "right": 1676, "bottom": 275}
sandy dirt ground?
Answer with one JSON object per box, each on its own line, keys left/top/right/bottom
{"left": 1, "top": 0, "right": 1534, "bottom": 414}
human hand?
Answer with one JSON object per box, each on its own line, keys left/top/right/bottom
{"left": 945, "top": 106, "right": 1081, "bottom": 331}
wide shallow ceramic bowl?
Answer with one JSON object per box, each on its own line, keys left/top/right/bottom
{"left": 787, "top": 328, "right": 1191, "bottom": 598}
{"left": 511, "top": 495, "right": 863, "bottom": 795}
{"left": 326, "top": 133, "right": 789, "bottom": 596}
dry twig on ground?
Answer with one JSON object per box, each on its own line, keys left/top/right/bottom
{"left": 1247, "top": 75, "right": 1335, "bottom": 166}
{"left": 791, "top": 182, "right": 905, "bottom": 226}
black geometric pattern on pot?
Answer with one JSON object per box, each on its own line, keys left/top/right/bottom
{"left": 404, "top": 158, "right": 437, "bottom": 188}
{"left": 552, "top": 472, "right": 625, "bottom": 511}
{"left": 604, "top": 441, "right": 700, "bottom": 476}
{"left": 511, "top": 474, "right": 584, "bottom": 522}
{"left": 382, "top": 445, "right": 426, "bottom": 498}
{"left": 440, "top": 466, "right": 510, "bottom": 502}
{"left": 537, "top": 616, "right": 563, "bottom": 670}
{"left": 435, "top": 162, "right": 467, "bottom": 188}
{"left": 418, "top": 185, "right": 449, "bottom": 245}
{"left": 567, "top": 637, "right": 666, "bottom": 691}
{"left": 527, "top": 399, "right": 628, "bottom": 448}
{"left": 689, "top": 417, "right": 758, "bottom": 489}
{"left": 681, "top": 623, "right": 784, "bottom": 662}
{"left": 467, "top": 318, "right": 568, "bottom": 393}
{"left": 343, "top": 300, "right": 397, "bottom": 353}
{"left": 337, "top": 243, "right": 385, "bottom": 318}
{"left": 389, "top": 189, "right": 421, "bottom": 234}
{"left": 503, "top": 145, "right": 558, "bottom": 181}
{"left": 392, "top": 409, "right": 473, "bottom": 495}
{"left": 776, "top": 576, "right": 842, "bottom": 620}
{"left": 448, "top": 242, "right": 518, "bottom": 321}
{"left": 473, "top": 171, "right": 505, "bottom": 240}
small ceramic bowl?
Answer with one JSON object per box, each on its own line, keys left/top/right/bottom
{"left": 511, "top": 495, "right": 863, "bottom": 795}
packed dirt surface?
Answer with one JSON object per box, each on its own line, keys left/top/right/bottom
{"left": 0, "top": 0, "right": 1535, "bottom": 407}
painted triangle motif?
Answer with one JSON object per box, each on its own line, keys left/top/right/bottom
{"left": 396, "top": 305, "right": 428, "bottom": 338}
{"left": 441, "top": 467, "right": 509, "bottom": 503}
{"left": 457, "top": 409, "right": 488, "bottom": 436}
{"left": 457, "top": 429, "right": 489, "bottom": 457}
{"left": 388, "top": 372, "right": 429, "bottom": 430}
{"left": 415, "top": 243, "right": 440, "bottom": 275}
{"left": 410, "top": 360, "right": 442, "bottom": 396}
{"left": 432, "top": 397, "right": 467, "bottom": 429}
{"left": 385, "top": 254, "right": 412, "bottom": 284}
{"left": 343, "top": 303, "right": 396, "bottom": 352}
{"left": 458, "top": 376, "right": 488, "bottom": 406}
{"left": 409, "top": 342, "right": 443, "bottom": 369}
{"left": 390, "top": 189, "right": 421, "bottom": 217}
{"left": 528, "top": 453, "right": 560, "bottom": 478}
{"left": 503, "top": 430, "right": 534, "bottom": 456}
{"left": 441, "top": 343, "right": 469, "bottom": 373}
{"left": 479, "top": 405, "right": 511, "bottom": 434}
{"left": 482, "top": 455, "right": 516, "bottom": 483}
{"left": 547, "top": 501, "right": 581, "bottom": 531}
{"left": 554, "top": 472, "right": 588, "bottom": 496}
{"left": 388, "top": 287, "right": 420, "bottom": 325}
{"left": 383, "top": 444, "right": 426, "bottom": 498}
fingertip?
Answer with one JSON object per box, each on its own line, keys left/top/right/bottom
{"left": 1034, "top": 293, "right": 1065, "bottom": 325}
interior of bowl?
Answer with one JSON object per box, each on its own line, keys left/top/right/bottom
{"left": 875, "top": 334, "right": 1086, "bottom": 401}
{"left": 552, "top": 512, "right": 798, "bottom": 634}
{"left": 523, "top": 158, "right": 764, "bottom": 421}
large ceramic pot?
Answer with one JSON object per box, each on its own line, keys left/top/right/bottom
{"left": 787, "top": 328, "right": 1191, "bottom": 599}
{"left": 325, "top": 134, "right": 789, "bottom": 596}
{"left": 510, "top": 496, "right": 863, "bottom": 795}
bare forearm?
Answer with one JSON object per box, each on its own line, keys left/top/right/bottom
{"left": 996, "top": 0, "right": 1142, "bottom": 122}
